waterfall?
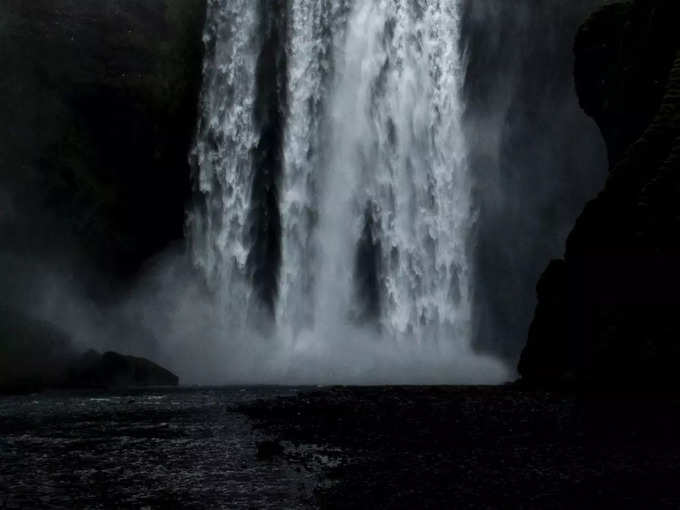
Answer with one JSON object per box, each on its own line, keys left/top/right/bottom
{"left": 188, "top": 0, "right": 505, "bottom": 383}
{"left": 188, "top": 0, "right": 262, "bottom": 330}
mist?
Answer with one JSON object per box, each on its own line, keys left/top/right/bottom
{"left": 0, "top": 0, "right": 607, "bottom": 386}
{"left": 7, "top": 245, "right": 504, "bottom": 385}
{"left": 461, "top": 0, "right": 608, "bottom": 361}
{"left": 4, "top": 1, "right": 680, "bottom": 507}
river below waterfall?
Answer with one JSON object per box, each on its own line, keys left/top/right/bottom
{"left": 4, "top": 387, "right": 680, "bottom": 509}
{"left": 0, "top": 388, "right": 318, "bottom": 509}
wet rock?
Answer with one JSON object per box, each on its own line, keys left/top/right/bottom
{"left": 0, "top": 308, "right": 179, "bottom": 391}
{"left": 520, "top": 0, "right": 680, "bottom": 388}
{"left": 256, "top": 440, "right": 285, "bottom": 461}
{"left": 66, "top": 350, "right": 179, "bottom": 388}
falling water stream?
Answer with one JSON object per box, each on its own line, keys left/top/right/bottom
{"left": 187, "top": 0, "right": 506, "bottom": 383}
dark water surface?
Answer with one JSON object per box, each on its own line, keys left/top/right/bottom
{"left": 5, "top": 386, "right": 680, "bottom": 509}
{"left": 0, "top": 387, "right": 316, "bottom": 509}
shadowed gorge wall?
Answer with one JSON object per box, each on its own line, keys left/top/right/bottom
{"left": 461, "top": 0, "right": 607, "bottom": 361}
{"left": 520, "top": 0, "right": 680, "bottom": 387}
{"left": 0, "top": 0, "right": 206, "bottom": 301}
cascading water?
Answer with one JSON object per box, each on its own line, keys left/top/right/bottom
{"left": 188, "top": 0, "right": 262, "bottom": 329}
{"left": 188, "top": 0, "right": 507, "bottom": 383}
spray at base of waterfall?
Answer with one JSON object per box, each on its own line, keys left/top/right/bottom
{"left": 176, "top": 0, "right": 513, "bottom": 384}
{"left": 130, "top": 251, "right": 510, "bottom": 386}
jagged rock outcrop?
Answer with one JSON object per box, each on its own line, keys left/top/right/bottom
{"left": 0, "top": 308, "right": 77, "bottom": 393}
{"left": 519, "top": 0, "right": 680, "bottom": 387}
{"left": 66, "top": 350, "right": 179, "bottom": 388}
{"left": 0, "top": 308, "right": 178, "bottom": 393}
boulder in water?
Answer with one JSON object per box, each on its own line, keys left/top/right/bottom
{"left": 0, "top": 308, "right": 179, "bottom": 392}
{"left": 66, "top": 350, "right": 179, "bottom": 389}
{"left": 256, "top": 439, "right": 285, "bottom": 460}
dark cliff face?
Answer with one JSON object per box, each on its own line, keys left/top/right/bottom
{"left": 0, "top": 0, "right": 206, "bottom": 302}
{"left": 461, "top": 0, "right": 607, "bottom": 361}
{"left": 519, "top": 0, "right": 680, "bottom": 387}
{"left": 575, "top": 1, "right": 679, "bottom": 165}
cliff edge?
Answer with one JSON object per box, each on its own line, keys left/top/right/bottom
{"left": 519, "top": 0, "right": 680, "bottom": 387}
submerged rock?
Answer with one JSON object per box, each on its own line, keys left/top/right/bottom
{"left": 256, "top": 440, "right": 285, "bottom": 461}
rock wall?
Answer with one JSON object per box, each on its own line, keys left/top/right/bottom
{"left": 519, "top": 0, "right": 680, "bottom": 387}
{"left": 461, "top": 0, "right": 607, "bottom": 361}
{"left": 0, "top": 0, "right": 206, "bottom": 292}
